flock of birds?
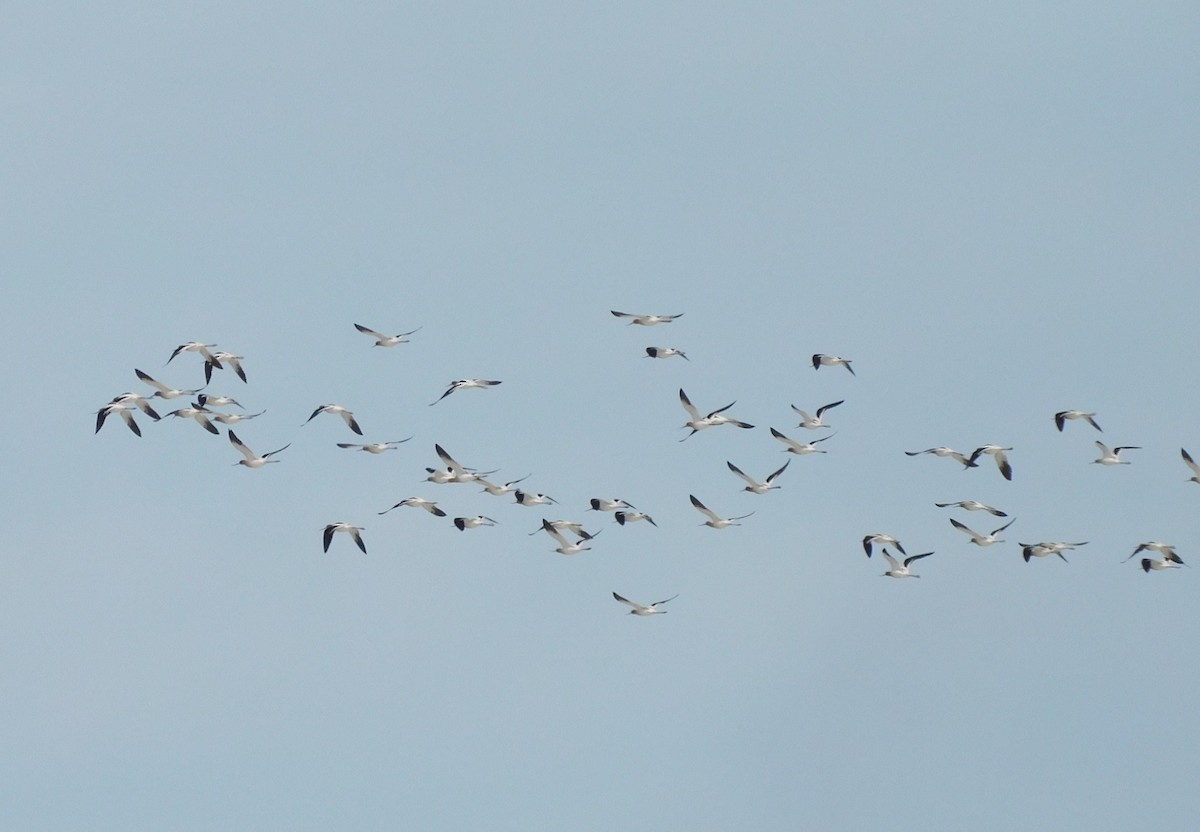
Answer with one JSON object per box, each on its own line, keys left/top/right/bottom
{"left": 96, "top": 310, "right": 1192, "bottom": 617}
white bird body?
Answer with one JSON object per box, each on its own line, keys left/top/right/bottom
{"left": 645, "top": 347, "right": 688, "bottom": 360}
{"left": 1143, "top": 557, "right": 1183, "bottom": 573}
{"left": 337, "top": 439, "right": 412, "bottom": 454}
{"left": 135, "top": 368, "right": 203, "bottom": 400}
{"left": 811, "top": 353, "right": 855, "bottom": 375}
{"left": 882, "top": 549, "right": 932, "bottom": 578}
{"left": 615, "top": 510, "right": 657, "bottom": 527}
{"left": 197, "top": 394, "right": 243, "bottom": 409}
{"left": 1181, "top": 448, "right": 1200, "bottom": 484}
{"left": 166, "top": 402, "right": 219, "bottom": 435}
{"left": 589, "top": 498, "right": 637, "bottom": 512}
{"left": 95, "top": 402, "right": 145, "bottom": 436}
{"left": 476, "top": 475, "right": 530, "bottom": 496}
{"left": 528, "top": 519, "right": 594, "bottom": 538}
{"left": 540, "top": 519, "right": 596, "bottom": 554}
{"left": 1093, "top": 442, "right": 1140, "bottom": 465}
{"left": 323, "top": 522, "right": 366, "bottom": 553}
{"left": 167, "top": 342, "right": 221, "bottom": 367}
{"left": 689, "top": 494, "right": 753, "bottom": 529}
{"left": 304, "top": 404, "right": 363, "bottom": 435}
{"left": 1125, "top": 542, "right": 1184, "bottom": 565}
{"left": 453, "top": 515, "right": 498, "bottom": 530}
{"left": 1020, "top": 541, "right": 1085, "bottom": 563}
{"left": 863, "top": 533, "right": 906, "bottom": 557}
{"left": 969, "top": 445, "right": 1013, "bottom": 481}
{"left": 950, "top": 517, "right": 1015, "bottom": 547}
{"left": 770, "top": 427, "right": 834, "bottom": 455}
{"left": 791, "top": 400, "right": 843, "bottom": 429}
{"left": 379, "top": 497, "right": 446, "bottom": 517}
{"left": 934, "top": 500, "right": 1007, "bottom": 517}
{"left": 107, "top": 392, "right": 162, "bottom": 420}
{"left": 430, "top": 379, "right": 502, "bottom": 405}
{"left": 212, "top": 410, "right": 265, "bottom": 425}
{"left": 515, "top": 490, "right": 558, "bottom": 506}
{"left": 678, "top": 389, "right": 753, "bottom": 439}
{"left": 612, "top": 591, "right": 678, "bottom": 615}
{"left": 905, "top": 447, "right": 978, "bottom": 468}
{"left": 354, "top": 323, "right": 421, "bottom": 347}
{"left": 611, "top": 311, "right": 683, "bottom": 326}
{"left": 1055, "top": 410, "right": 1102, "bottom": 432}
{"left": 726, "top": 460, "right": 789, "bottom": 494}
{"left": 434, "top": 444, "right": 496, "bottom": 483}
{"left": 228, "top": 430, "right": 290, "bottom": 468}
{"left": 205, "top": 352, "right": 246, "bottom": 384}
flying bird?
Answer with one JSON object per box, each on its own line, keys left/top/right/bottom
{"left": 678, "top": 388, "right": 754, "bottom": 439}
{"left": 166, "top": 402, "right": 220, "bottom": 435}
{"left": 204, "top": 352, "right": 247, "bottom": 384}
{"left": 378, "top": 497, "right": 446, "bottom": 517}
{"left": 1055, "top": 410, "right": 1102, "bottom": 432}
{"left": 904, "top": 447, "right": 978, "bottom": 468}
{"left": 354, "top": 323, "right": 422, "bottom": 347}
{"left": 950, "top": 517, "right": 1016, "bottom": 547}
{"left": 135, "top": 369, "right": 203, "bottom": 400}
{"left": 811, "top": 354, "right": 855, "bottom": 375}
{"left": 689, "top": 494, "right": 753, "bottom": 529}
{"left": 770, "top": 427, "right": 834, "bottom": 455}
{"left": 645, "top": 347, "right": 688, "bottom": 360}
{"left": 1142, "top": 558, "right": 1183, "bottom": 573}
{"left": 434, "top": 444, "right": 496, "bottom": 483}
{"left": 1020, "top": 541, "right": 1086, "bottom": 563}
{"left": 227, "top": 430, "right": 290, "bottom": 468}
{"left": 589, "top": 498, "right": 637, "bottom": 512}
{"left": 1124, "top": 542, "right": 1184, "bottom": 565}
{"left": 476, "top": 475, "right": 531, "bottom": 496}
{"left": 430, "top": 379, "right": 502, "bottom": 405}
{"left": 95, "top": 402, "right": 145, "bottom": 437}
{"left": 881, "top": 549, "right": 933, "bottom": 579}
{"left": 615, "top": 510, "right": 657, "bottom": 527}
{"left": 453, "top": 515, "right": 498, "bottom": 530}
{"left": 303, "top": 404, "right": 363, "bottom": 436}
{"left": 791, "top": 400, "right": 843, "bottom": 430}
{"left": 106, "top": 392, "right": 162, "bottom": 420}
{"left": 515, "top": 490, "right": 558, "bottom": 507}
{"left": 540, "top": 519, "right": 597, "bottom": 554}
{"left": 528, "top": 519, "right": 595, "bottom": 538}
{"left": 863, "top": 533, "right": 906, "bottom": 557}
{"left": 197, "top": 393, "right": 243, "bottom": 409}
{"left": 968, "top": 445, "right": 1013, "bottom": 481}
{"left": 166, "top": 342, "right": 221, "bottom": 368}
{"left": 1092, "top": 441, "right": 1139, "bottom": 466}
{"left": 610, "top": 311, "right": 683, "bottom": 326}
{"left": 612, "top": 591, "right": 678, "bottom": 615}
{"left": 726, "top": 460, "right": 789, "bottom": 494}
{"left": 934, "top": 500, "right": 1007, "bottom": 517}
{"left": 1181, "top": 448, "right": 1200, "bottom": 484}
{"left": 337, "top": 439, "right": 412, "bottom": 454}
{"left": 323, "top": 522, "right": 366, "bottom": 553}
{"left": 212, "top": 410, "right": 266, "bottom": 425}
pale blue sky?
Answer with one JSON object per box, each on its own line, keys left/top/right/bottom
{"left": 3, "top": 2, "right": 1199, "bottom": 830}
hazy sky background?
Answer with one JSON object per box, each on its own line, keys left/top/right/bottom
{"left": 3, "top": 2, "right": 1199, "bottom": 829}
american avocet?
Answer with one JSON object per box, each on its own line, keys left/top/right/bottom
{"left": 589, "top": 498, "right": 637, "bottom": 512}
{"left": 811, "top": 354, "right": 855, "bottom": 375}
{"left": 881, "top": 549, "right": 932, "bottom": 579}
{"left": 1142, "top": 557, "right": 1183, "bottom": 573}
{"left": 689, "top": 494, "right": 753, "bottom": 529}
{"left": 726, "top": 460, "right": 789, "bottom": 494}
{"left": 791, "top": 400, "right": 843, "bottom": 430}
{"left": 1055, "top": 410, "right": 1102, "bottom": 432}
{"left": 770, "top": 427, "right": 834, "bottom": 455}
{"left": 950, "top": 517, "right": 1015, "bottom": 547}
{"left": 969, "top": 445, "right": 1013, "bottom": 481}
{"left": 323, "top": 522, "right": 366, "bottom": 553}
{"left": 212, "top": 410, "right": 265, "bottom": 425}
{"left": 95, "top": 402, "right": 145, "bottom": 436}
{"left": 645, "top": 347, "right": 688, "bottom": 360}
{"left": 166, "top": 402, "right": 220, "bottom": 435}
{"left": 303, "top": 404, "right": 363, "bottom": 436}
{"left": 429, "top": 379, "right": 502, "bottom": 405}
{"left": 166, "top": 342, "right": 221, "bottom": 368}
{"left": 610, "top": 311, "right": 683, "bottom": 326}
{"left": 514, "top": 490, "right": 558, "bottom": 507}
{"left": 678, "top": 389, "right": 753, "bottom": 439}
{"left": 1019, "top": 541, "right": 1085, "bottom": 563}
{"left": 1125, "top": 542, "right": 1184, "bottom": 565}
{"left": 476, "top": 475, "right": 531, "bottom": 496}
{"left": 934, "top": 500, "right": 1007, "bottom": 517}
{"left": 904, "top": 447, "right": 978, "bottom": 468}
{"left": 107, "top": 392, "right": 162, "bottom": 420}
{"left": 453, "top": 515, "right": 498, "bottom": 530}
{"left": 539, "top": 519, "right": 596, "bottom": 554}
{"left": 1182, "top": 448, "right": 1200, "bottom": 484}
{"left": 379, "top": 497, "right": 446, "bottom": 517}
{"left": 863, "top": 533, "right": 906, "bottom": 557}
{"left": 435, "top": 444, "right": 496, "bottom": 483}
{"left": 354, "top": 323, "right": 421, "bottom": 347}
{"left": 612, "top": 591, "right": 678, "bottom": 615}
{"left": 204, "top": 352, "right": 246, "bottom": 384}
{"left": 135, "top": 369, "right": 203, "bottom": 400}
{"left": 337, "top": 439, "right": 412, "bottom": 454}
{"left": 615, "top": 510, "right": 657, "bottom": 527}
{"left": 228, "top": 430, "right": 290, "bottom": 468}
{"left": 1092, "top": 441, "right": 1140, "bottom": 466}
{"left": 527, "top": 519, "right": 595, "bottom": 538}
{"left": 197, "top": 393, "right": 243, "bottom": 409}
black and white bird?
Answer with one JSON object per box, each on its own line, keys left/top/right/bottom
{"left": 354, "top": 323, "right": 421, "bottom": 347}
{"left": 1142, "top": 557, "right": 1183, "bottom": 573}
{"left": 934, "top": 500, "right": 1007, "bottom": 517}
{"left": 434, "top": 444, "right": 495, "bottom": 483}
{"left": 678, "top": 389, "right": 754, "bottom": 439}
{"left": 950, "top": 517, "right": 1015, "bottom": 547}
{"left": 135, "top": 369, "right": 203, "bottom": 400}
{"left": 589, "top": 498, "right": 637, "bottom": 512}
{"left": 969, "top": 445, "right": 1013, "bottom": 481}
{"left": 863, "top": 533, "right": 906, "bottom": 557}
{"left": 1092, "top": 441, "right": 1140, "bottom": 466}
{"left": 904, "top": 447, "right": 978, "bottom": 468}
{"left": 1020, "top": 541, "right": 1086, "bottom": 563}
{"left": 453, "top": 515, "right": 498, "bottom": 531}
{"left": 166, "top": 342, "right": 221, "bottom": 368}
{"left": 197, "top": 393, "right": 243, "bottom": 409}
{"left": 1124, "top": 542, "right": 1184, "bottom": 565}
{"left": 726, "top": 460, "right": 789, "bottom": 494}
{"left": 378, "top": 497, "right": 446, "bottom": 517}
{"left": 611, "top": 311, "right": 683, "bottom": 326}
{"left": 166, "top": 402, "right": 220, "bottom": 435}
{"left": 228, "top": 430, "right": 290, "bottom": 468}
{"left": 881, "top": 549, "right": 933, "bottom": 579}
{"left": 770, "top": 427, "right": 834, "bottom": 455}
{"left": 323, "top": 522, "right": 366, "bottom": 553}
{"left": 337, "top": 439, "right": 412, "bottom": 454}
{"left": 212, "top": 410, "right": 266, "bottom": 425}
{"left": 539, "top": 519, "right": 596, "bottom": 554}
{"left": 304, "top": 404, "right": 363, "bottom": 435}
{"left": 791, "top": 400, "right": 843, "bottom": 430}
{"left": 528, "top": 519, "right": 595, "bottom": 539}
{"left": 106, "top": 392, "right": 162, "bottom": 420}
{"left": 612, "top": 591, "right": 678, "bottom": 615}
{"left": 429, "top": 379, "right": 502, "bottom": 405}
{"left": 689, "top": 494, "right": 753, "bottom": 529}
{"left": 645, "top": 347, "right": 688, "bottom": 360}
{"left": 476, "top": 475, "right": 531, "bottom": 496}
{"left": 615, "top": 510, "right": 657, "bottom": 527}
{"left": 205, "top": 351, "right": 247, "bottom": 384}
{"left": 1181, "top": 448, "right": 1200, "bottom": 484}
{"left": 811, "top": 354, "right": 855, "bottom": 375}
{"left": 515, "top": 490, "right": 558, "bottom": 507}
{"left": 95, "top": 402, "right": 146, "bottom": 437}
{"left": 1055, "top": 410, "right": 1102, "bottom": 432}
